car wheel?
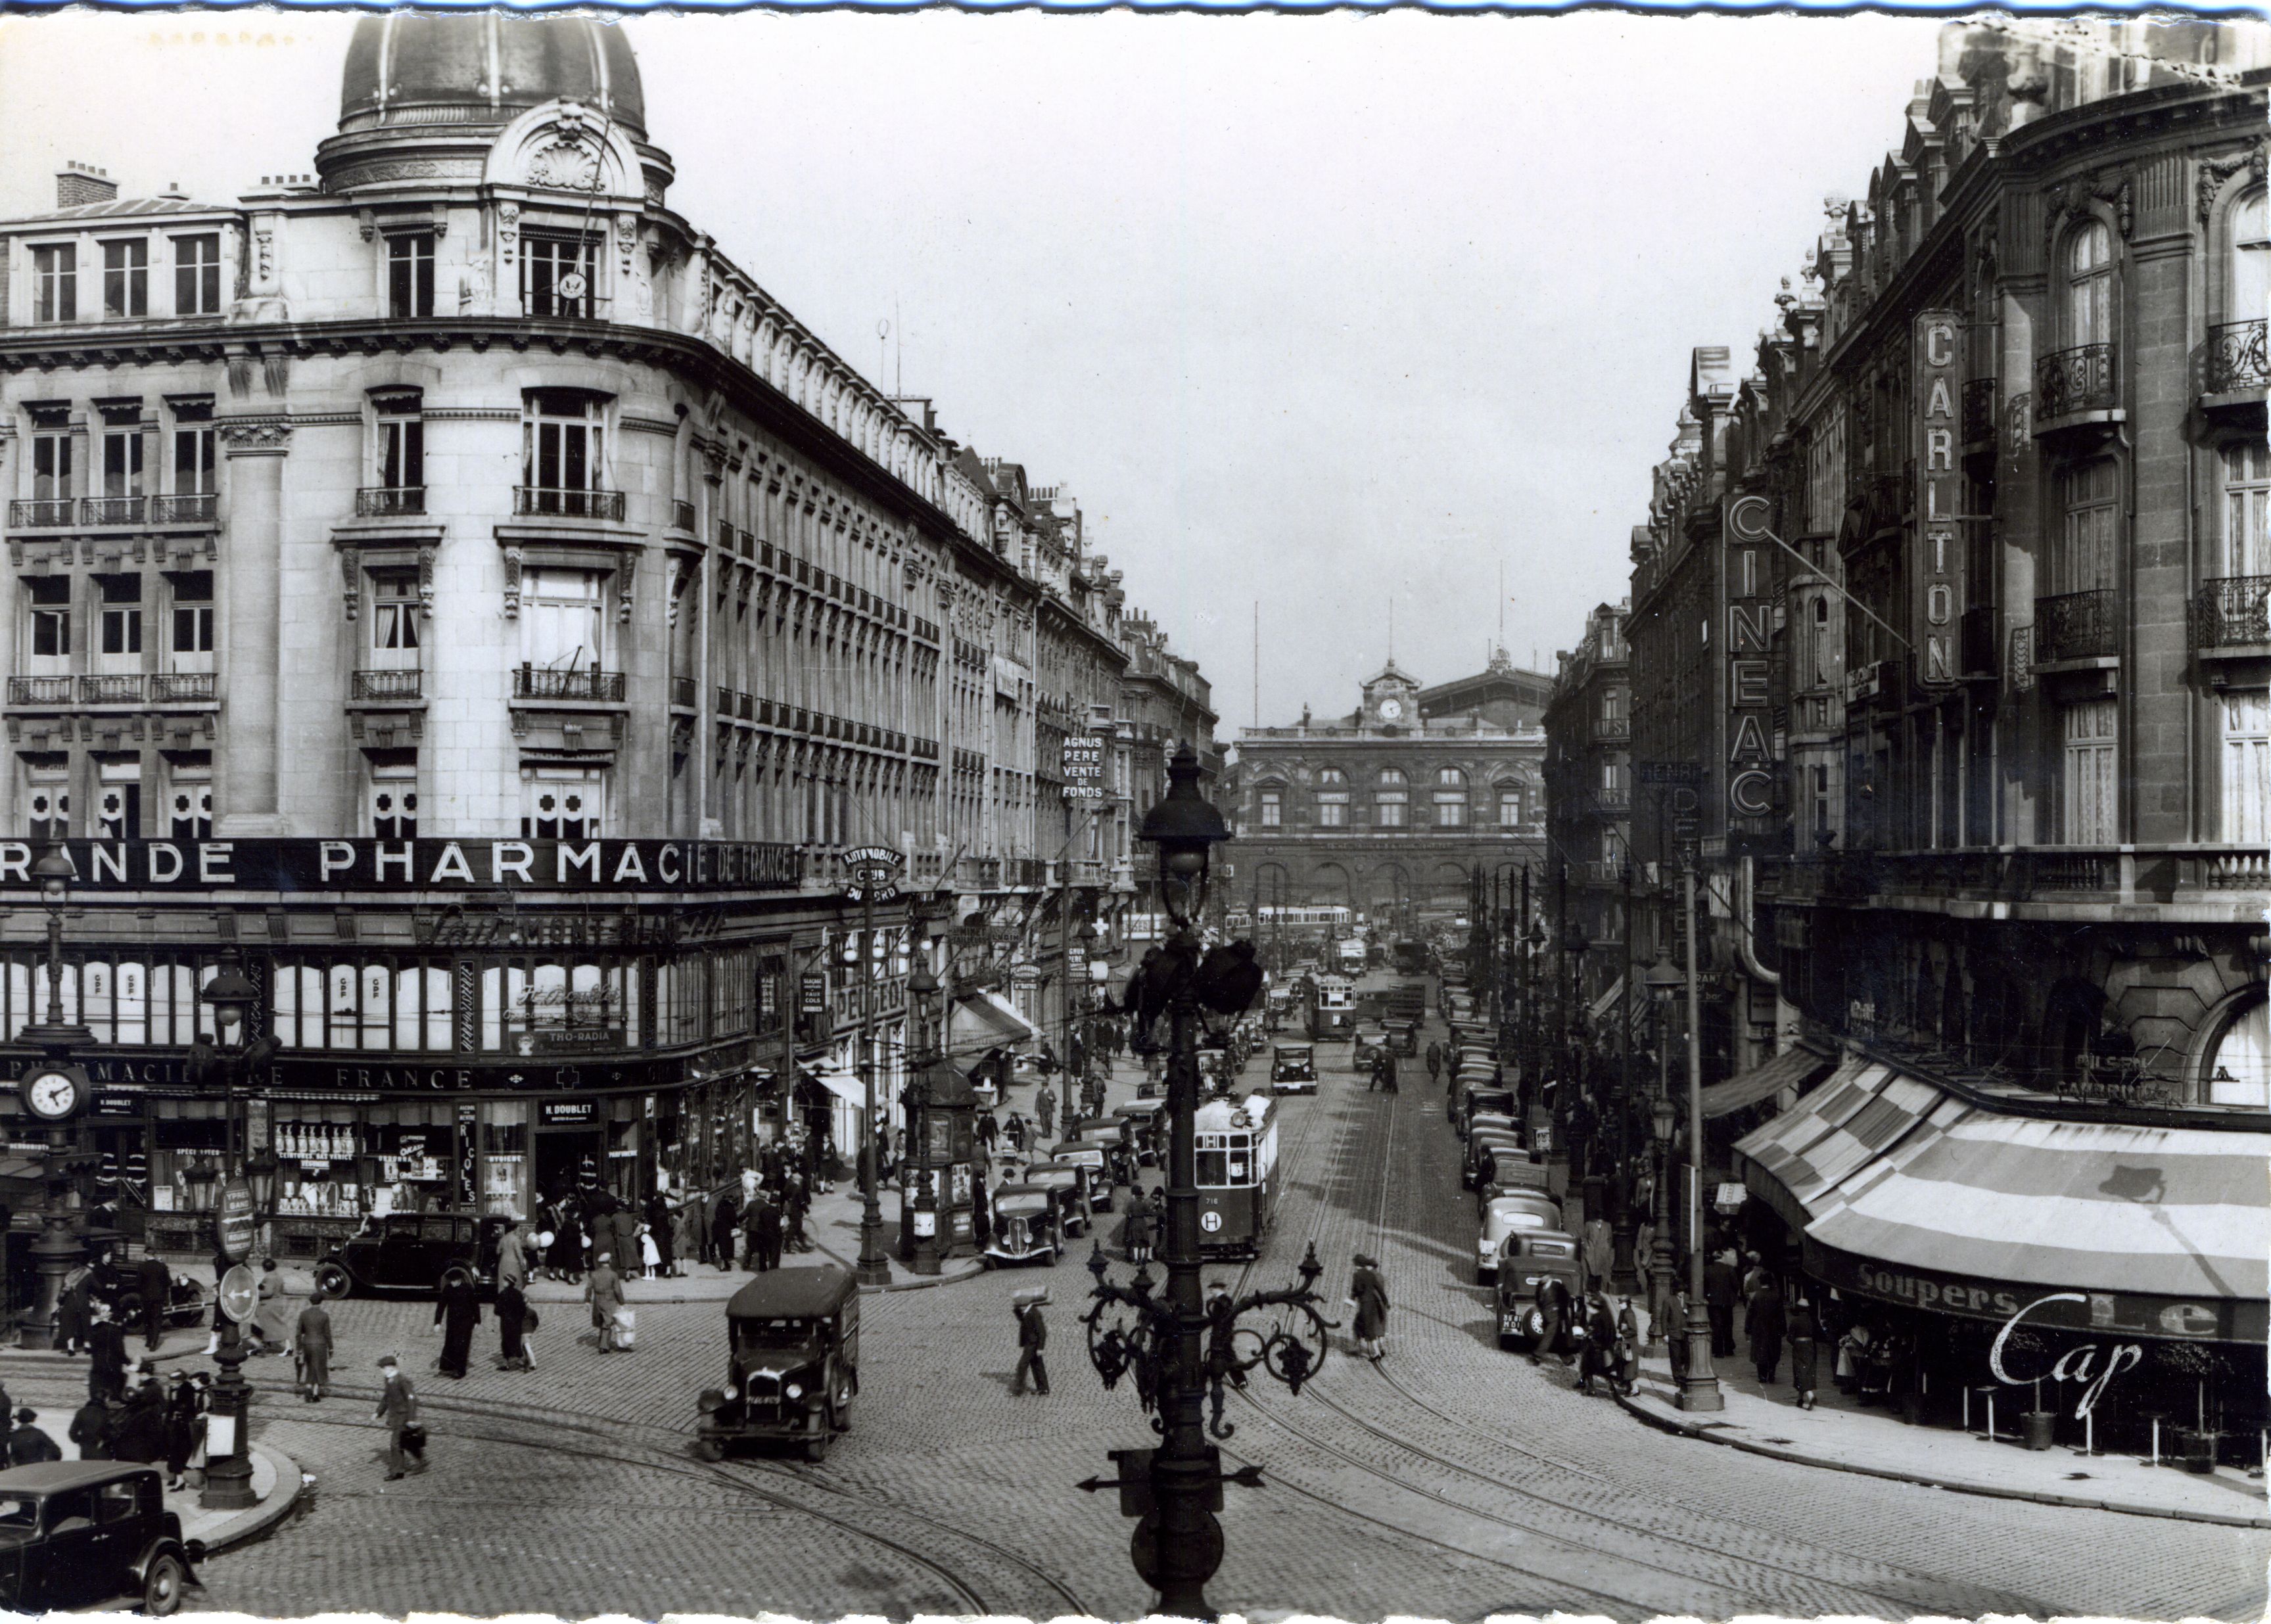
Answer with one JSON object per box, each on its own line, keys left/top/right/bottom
{"left": 143, "top": 1552, "right": 189, "bottom": 1617}
{"left": 692, "top": 1437, "right": 724, "bottom": 1463}
{"left": 313, "top": 1263, "right": 352, "bottom": 1300}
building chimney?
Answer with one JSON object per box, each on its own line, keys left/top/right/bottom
{"left": 56, "top": 162, "right": 118, "bottom": 209}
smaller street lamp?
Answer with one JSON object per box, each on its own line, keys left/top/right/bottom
{"left": 197, "top": 957, "right": 274, "bottom": 1513}
{"left": 904, "top": 954, "right": 943, "bottom": 1276}
{"left": 1643, "top": 954, "right": 1683, "bottom": 1355}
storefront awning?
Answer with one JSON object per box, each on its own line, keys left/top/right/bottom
{"left": 1700, "top": 1044, "right": 1832, "bottom": 1119}
{"left": 1587, "top": 977, "right": 1626, "bottom": 1023}
{"left": 1737, "top": 1056, "right": 2271, "bottom": 1339}
{"left": 808, "top": 1067, "right": 867, "bottom": 1109}
{"left": 951, "top": 988, "right": 1038, "bottom": 1053}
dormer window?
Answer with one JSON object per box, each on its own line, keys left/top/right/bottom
{"left": 31, "top": 244, "right": 76, "bottom": 325}
{"left": 101, "top": 241, "right": 147, "bottom": 319}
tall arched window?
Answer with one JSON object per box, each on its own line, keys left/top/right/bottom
{"left": 1436, "top": 766, "right": 1466, "bottom": 787}
{"left": 2230, "top": 189, "right": 2267, "bottom": 329}
{"left": 2065, "top": 220, "right": 2113, "bottom": 348}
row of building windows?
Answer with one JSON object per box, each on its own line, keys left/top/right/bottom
{"left": 1256, "top": 783, "right": 1529, "bottom": 829}
{"left": 28, "top": 235, "right": 223, "bottom": 325}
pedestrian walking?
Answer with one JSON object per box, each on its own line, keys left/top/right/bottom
{"left": 1349, "top": 1253, "right": 1390, "bottom": 1362}
{"left": 250, "top": 1258, "right": 292, "bottom": 1355}
{"left": 585, "top": 1252, "right": 628, "bottom": 1353}
{"left": 85, "top": 1298, "right": 128, "bottom": 1402}
{"left": 294, "top": 1292, "right": 333, "bottom": 1403}
{"left": 111, "top": 1380, "right": 168, "bottom": 1464}
{"left": 672, "top": 1199, "right": 702, "bottom": 1275}
{"left": 163, "top": 1377, "right": 200, "bottom": 1485}
{"left": 1787, "top": 1297, "right": 1820, "bottom": 1408}
{"left": 7, "top": 1408, "right": 59, "bottom": 1466}
{"left": 1035, "top": 1084, "right": 1056, "bottom": 1143}
{"left": 644, "top": 1193, "right": 676, "bottom": 1278}
{"left": 1425, "top": 1041, "right": 1443, "bottom": 1086}
{"left": 57, "top": 1264, "right": 93, "bottom": 1357}
{"left": 137, "top": 1253, "right": 171, "bottom": 1351}
{"left": 1666, "top": 1286, "right": 1692, "bottom": 1381}
{"left": 977, "top": 1109, "right": 999, "bottom": 1157}
{"left": 783, "top": 1176, "right": 811, "bottom": 1253}
{"left": 374, "top": 1354, "right": 423, "bottom": 1479}
{"left": 710, "top": 1190, "right": 741, "bottom": 1272}
{"left": 1012, "top": 1294, "right": 1050, "bottom": 1396}
{"left": 497, "top": 1219, "right": 530, "bottom": 1293}
{"left": 1748, "top": 1275, "right": 1788, "bottom": 1387}
{"left": 1005, "top": 1113, "right": 1027, "bottom": 1156}
{"left": 1703, "top": 1249, "right": 1739, "bottom": 1359}
{"left": 495, "top": 1279, "right": 534, "bottom": 1372}
{"left": 1123, "top": 1193, "right": 1155, "bottom": 1264}
{"left": 433, "top": 1269, "right": 480, "bottom": 1379}
{"left": 1530, "top": 1278, "right": 1571, "bottom": 1370}
{"left": 1739, "top": 1249, "right": 1769, "bottom": 1339}
{"left": 608, "top": 1201, "right": 641, "bottom": 1280}
{"left": 68, "top": 1393, "right": 114, "bottom": 1460}
{"left": 754, "top": 1192, "right": 784, "bottom": 1272}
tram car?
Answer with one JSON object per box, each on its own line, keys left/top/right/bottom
{"left": 1303, "top": 975, "right": 1356, "bottom": 1041}
{"left": 1194, "top": 1093, "right": 1278, "bottom": 1261}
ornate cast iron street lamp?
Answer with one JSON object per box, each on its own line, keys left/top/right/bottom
{"left": 196, "top": 956, "right": 279, "bottom": 1512}
{"left": 1643, "top": 953, "right": 1684, "bottom": 1356}
{"left": 1082, "top": 745, "right": 1333, "bottom": 1621}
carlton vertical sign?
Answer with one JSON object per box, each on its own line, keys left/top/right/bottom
{"left": 1913, "top": 311, "right": 1965, "bottom": 689}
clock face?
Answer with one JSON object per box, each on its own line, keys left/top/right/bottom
{"left": 24, "top": 1070, "right": 79, "bottom": 1121}
{"left": 1378, "top": 698, "right": 1405, "bottom": 721}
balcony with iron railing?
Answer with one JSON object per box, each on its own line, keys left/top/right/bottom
{"left": 513, "top": 664, "right": 626, "bottom": 703}
{"left": 80, "top": 496, "right": 143, "bottom": 527}
{"left": 355, "top": 486, "right": 426, "bottom": 518}
{"left": 672, "top": 499, "right": 697, "bottom": 534}
{"left": 6, "top": 676, "right": 73, "bottom": 705}
{"left": 2190, "top": 575, "right": 2271, "bottom": 653}
{"left": 513, "top": 487, "right": 625, "bottom": 522}
{"left": 670, "top": 676, "right": 697, "bottom": 709}
{"left": 7, "top": 499, "right": 72, "bottom": 529}
{"left": 1961, "top": 377, "right": 1999, "bottom": 446}
{"left": 78, "top": 674, "right": 143, "bottom": 704}
{"left": 2034, "top": 342, "right": 2118, "bottom": 422}
{"left": 151, "top": 494, "right": 216, "bottom": 524}
{"left": 149, "top": 672, "right": 216, "bottom": 703}
{"left": 2034, "top": 588, "right": 2117, "bottom": 664}
{"left": 1779, "top": 844, "right": 2270, "bottom": 923}
{"left": 2202, "top": 319, "right": 2270, "bottom": 398}
{"left": 350, "top": 669, "right": 424, "bottom": 703}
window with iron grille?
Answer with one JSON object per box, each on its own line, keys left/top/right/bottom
{"left": 521, "top": 767, "right": 604, "bottom": 840}
{"left": 369, "top": 755, "right": 417, "bottom": 840}
{"left": 166, "top": 758, "right": 212, "bottom": 841}
{"left": 22, "top": 760, "right": 68, "bottom": 842}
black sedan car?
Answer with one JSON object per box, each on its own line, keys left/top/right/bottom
{"left": 313, "top": 1211, "right": 513, "bottom": 1299}
{"left": 1269, "top": 1043, "right": 1317, "bottom": 1093}
{"left": 0, "top": 1462, "right": 202, "bottom": 1615}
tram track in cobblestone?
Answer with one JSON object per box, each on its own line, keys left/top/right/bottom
{"left": 1219, "top": 1031, "right": 2044, "bottom": 1621}
{"left": 254, "top": 1399, "right": 1090, "bottom": 1617}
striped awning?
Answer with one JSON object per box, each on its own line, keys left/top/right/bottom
{"left": 1737, "top": 1056, "right": 2271, "bottom": 1341}
{"left": 1587, "top": 977, "right": 1626, "bottom": 1023}
{"left": 1700, "top": 1044, "right": 1832, "bottom": 1119}
{"left": 950, "top": 988, "right": 1038, "bottom": 1053}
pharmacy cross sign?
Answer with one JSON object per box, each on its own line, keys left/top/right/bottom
{"left": 843, "top": 845, "right": 905, "bottom": 904}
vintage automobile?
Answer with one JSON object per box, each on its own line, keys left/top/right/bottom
{"left": 1466, "top": 1128, "right": 1526, "bottom": 1194}
{"left": 312, "top": 1211, "right": 514, "bottom": 1299}
{"left": 1495, "top": 1229, "right": 1586, "bottom": 1349}
{"left": 983, "top": 1183, "right": 1065, "bottom": 1267}
{"left": 1462, "top": 1114, "right": 1520, "bottom": 1184}
{"left": 1476, "top": 1194, "right": 1562, "bottom": 1283}
{"left": 1462, "top": 1086, "right": 1518, "bottom": 1136}
{"left": 1113, "top": 1099, "right": 1165, "bottom": 1165}
{"left": 1263, "top": 986, "right": 1294, "bottom": 1031}
{"left": 1021, "top": 1161, "right": 1094, "bottom": 1236}
{"left": 1269, "top": 1042, "right": 1317, "bottom": 1093}
{"left": 695, "top": 1266, "right": 859, "bottom": 1462}
{"left": 1478, "top": 1146, "right": 1554, "bottom": 1207}
{"left": 1384, "top": 1018, "right": 1422, "bottom": 1057}
{"left": 0, "top": 1461, "right": 204, "bottom": 1615}
{"left": 91, "top": 1259, "right": 210, "bottom": 1332}
{"left": 1046, "top": 1141, "right": 1115, "bottom": 1213}
{"left": 1351, "top": 1025, "right": 1392, "bottom": 1073}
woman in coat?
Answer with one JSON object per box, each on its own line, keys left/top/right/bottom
{"left": 433, "top": 1270, "right": 480, "bottom": 1379}
{"left": 250, "top": 1259, "right": 293, "bottom": 1354}
{"left": 1787, "top": 1297, "right": 1820, "bottom": 1409}
{"left": 494, "top": 1279, "right": 532, "bottom": 1372}
{"left": 584, "top": 1252, "right": 626, "bottom": 1354}
{"left": 644, "top": 1194, "right": 676, "bottom": 1277}
{"left": 1349, "top": 1253, "right": 1390, "bottom": 1362}
{"left": 1747, "top": 1276, "right": 1788, "bottom": 1387}
{"left": 709, "top": 1190, "right": 741, "bottom": 1272}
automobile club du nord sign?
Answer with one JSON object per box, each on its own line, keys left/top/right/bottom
{"left": 843, "top": 845, "right": 904, "bottom": 903}
{"left": 1913, "top": 310, "right": 1965, "bottom": 689}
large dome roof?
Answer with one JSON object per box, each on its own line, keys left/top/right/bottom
{"left": 339, "top": 14, "right": 645, "bottom": 140}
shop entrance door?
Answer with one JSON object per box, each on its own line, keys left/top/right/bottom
{"left": 534, "top": 1130, "right": 605, "bottom": 1206}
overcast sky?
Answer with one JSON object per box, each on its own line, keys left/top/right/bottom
{"left": 0, "top": 9, "right": 1946, "bottom": 731}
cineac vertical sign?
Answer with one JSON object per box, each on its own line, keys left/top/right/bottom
{"left": 1913, "top": 310, "right": 1965, "bottom": 689}
{"left": 1721, "top": 499, "right": 1775, "bottom": 827}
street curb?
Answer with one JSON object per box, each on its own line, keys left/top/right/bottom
{"left": 197, "top": 1444, "right": 305, "bottom": 1556}
{"left": 807, "top": 1238, "right": 987, "bottom": 1293}
{"left": 1612, "top": 1382, "right": 2271, "bottom": 1530}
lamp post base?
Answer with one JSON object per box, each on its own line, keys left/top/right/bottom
{"left": 1675, "top": 1300, "right": 1724, "bottom": 1412}
{"left": 200, "top": 1326, "right": 259, "bottom": 1512}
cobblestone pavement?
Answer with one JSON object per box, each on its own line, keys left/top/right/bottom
{"left": 36, "top": 996, "right": 2263, "bottom": 1620}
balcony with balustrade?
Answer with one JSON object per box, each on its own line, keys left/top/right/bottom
{"left": 1777, "top": 844, "right": 2269, "bottom": 925}
{"left": 2201, "top": 318, "right": 2269, "bottom": 406}
{"left": 2190, "top": 575, "right": 2271, "bottom": 658}
{"left": 355, "top": 486, "right": 427, "bottom": 518}
{"left": 513, "top": 664, "right": 626, "bottom": 703}
{"left": 80, "top": 496, "right": 144, "bottom": 528}
{"left": 350, "top": 669, "right": 425, "bottom": 703}
{"left": 2033, "top": 342, "right": 2119, "bottom": 430}
{"left": 2033, "top": 588, "right": 2117, "bottom": 668}
{"left": 7, "top": 499, "right": 73, "bottom": 530}
{"left": 513, "top": 487, "right": 625, "bottom": 522}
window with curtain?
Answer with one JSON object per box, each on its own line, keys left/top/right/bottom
{"left": 2222, "top": 443, "right": 2268, "bottom": 578}
{"left": 2065, "top": 220, "right": 2112, "bottom": 348}
{"left": 2222, "top": 689, "right": 2269, "bottom": 846}
{"left": 2058, "top": 459, "right": 2118, "bottom": 594}
{"left": 2062, "top": 698, "right": 2118, "bottom": 845}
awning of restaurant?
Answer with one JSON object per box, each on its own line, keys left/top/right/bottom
{"left": 1700, "top": 1044, "right": 1833, "bottom": 1119}
{"left": 951, "top": 988, "right": 1039, "bottom": 1052}
{"left": 1736, "top": 1055, "right": 2270, "bottom": 1329}
{"left": 806, "top": 1065, "right": 867, "bottom": 1109}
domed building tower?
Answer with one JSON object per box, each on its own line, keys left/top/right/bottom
{"left": 0, "top": 13, "right": 1115, "bottom": 1261}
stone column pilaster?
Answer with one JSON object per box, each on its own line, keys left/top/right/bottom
{"left": 217, "top": 418, "right": 291, "bottom": 835}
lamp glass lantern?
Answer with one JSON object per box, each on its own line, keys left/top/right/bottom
{"left": 1643, "top": 954, "right": 1683, "bottom": 1000}
{"left": 32, "top": 847, "right": 71, "bottom": 912}
{"left": 1136, "top": 745, "right": 1229, "bottom": 927}
{"left": 201, "top": 964, "right": 258, "bottom": 1040}
{"left": 1651, "top": 1094, "right": 1677, "bottom": 1145}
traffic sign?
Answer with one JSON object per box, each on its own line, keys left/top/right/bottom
{"left": 215, "top": 1177, "right": 258, "bottom": 1264}
{"left": 217, "top": 1263, "right": 258, "bottom": 1325}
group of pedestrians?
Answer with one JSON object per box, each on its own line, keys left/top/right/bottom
{"left": 1674, "top": 1246, "right": 1819, "bottom": 1409}
{"left": 47, "top": 1366, "right": 218, "bottom": 1491}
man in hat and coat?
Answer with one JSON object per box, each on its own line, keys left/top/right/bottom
{"left": 294, "top": 1291, "right": 334, "bottom": 1402}
{"left": 1012, "top": 1294, "right": 1050, "bottom": 1397}
{"left": 1349, "top": 1254, "right": 1390, "bottom": 1362}
{"left": 375, "top": 1353, "right": 422, "bottom": 1479}
{"left": 6, "top": 1408, "right": 60, "bottom": 1466}
{"left": 137, "top": 1253, "right": 172, "bottom": 1352}
{"left": 1748, "top": 1274, "right": 1789, "bottom": 1387}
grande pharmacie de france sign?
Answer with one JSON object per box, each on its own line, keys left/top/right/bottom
{"left": 0, "top": 838, "right": 804, "bottom": 894}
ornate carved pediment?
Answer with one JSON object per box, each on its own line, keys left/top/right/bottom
{"left": 484, "top": 101, "right": 645, "bottom": 200}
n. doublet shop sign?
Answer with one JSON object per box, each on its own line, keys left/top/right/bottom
{"left": 0, "top": 839, "right": 803, "bottom": 894}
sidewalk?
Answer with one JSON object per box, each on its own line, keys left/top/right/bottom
{"left": 1614, "top": 1311, "right": 2270, "bottom": 1529}
{"left": 11, "top": 1401, "right": 303, "bottom": 1554}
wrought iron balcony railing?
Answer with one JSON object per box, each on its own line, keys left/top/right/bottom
{"left": 2034, "top": 588, "right": 2117, "bottom": 663}
{"left": 1962, "top": 377, "right": 1998, "bottom": 446}
{"left": 7, "top": 676, "right": 73, "bottom": 705}
{"left": 513, "top": 664, "right": 626, "bottom": 702}
{"left": 355, "top": 486, "right": 426, "bottom": 517}
{"left": 672, "top": 499, "right": 697, "bottom": 533}
{"left": 149, "top": 672, "right": 216, "bottom": 702}
{"left": 151, "top": 493, "right": 216, "bottom": 524}
{"left": 513, "top": 487, "right": 625, "bottom": 521}
{"left": 2034, "top": 343, "right": 2117, "bottom": 420}
{"left": 81, "top": 496, "right": 143, "bottom": 526}
{"left": 670, "top": 676, "right": 697, "bottom": 708}
{"left": 79, "top": 674, "right": 144, "bottom": 704}
{"left": 351, "top": 669, "right": 424, "bottom": 702}
{"left": 2203, "top": 319, "right": 2270, "bottom": 396}
{"left": 7, "top": 499, "right": 72, "bottom": 528}
{"left": 2190, "top": 575, "right": 2271, "bottom": 651}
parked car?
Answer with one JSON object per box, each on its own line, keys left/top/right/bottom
{"left": 1269, "top": 1043, "right": 1317, "bottom": 1092}
{"left": 1021, "top": 1161, "right": 1093, "bottom": 1236}
{"left": 1494, "top": 1229, "right": 1586, "bottom": 1349}
{"left": 1476, "top": 1194, "right": 1562, "bottom": 1283}
{"left": 1046, "top": 1140, "right": 1115, "bottom": 1212}
{"left": 1351, "top": 1026, "right": 1391, "bottom": 1072}
{"left": 1384, "top": 1018, "right": 1421, "bottom": 1057}
{"left": 1113, "top": 1099, "right": 1165, "bottom": 1165}
{"left": 983, "top": 1184, "right": 1064, "bottom": 1268}
{"left": 0, "top": 1462, "right": 203, "bottom": 1615}
{"left": 1465, "top": 1128, "right": 1526, "bottom": 1193}
{"left": 313, "top": 1211, "right": 514, "bottom": 1299}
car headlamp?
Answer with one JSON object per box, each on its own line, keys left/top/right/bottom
{"left": 785, "top": 1381, "right": 804, "bottom": 1400}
